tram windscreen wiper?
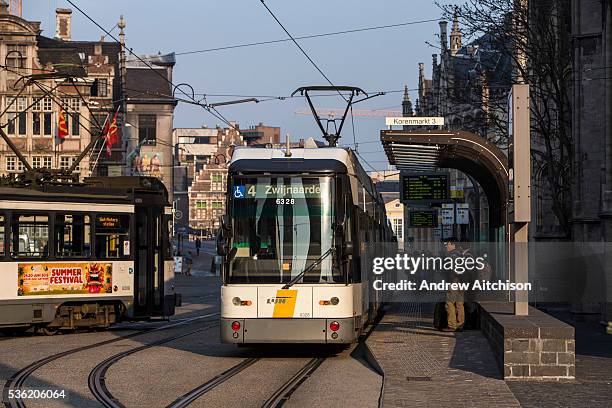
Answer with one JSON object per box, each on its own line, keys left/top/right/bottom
{"left": 282, "top": 247, "right": 334, "bottom": 289}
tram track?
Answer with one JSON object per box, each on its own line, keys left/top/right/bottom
{"left": 261, "top": 357, "right": 326, "bottom": 408}
{"left": 2, "top": 312, "right": 219, "bottom": 408}
{"left": 164, "top": 356, "right": 327, "bottom": 408}
{"left": 89, "top": 321, "right": 220, "bottom": 408}
{"left": 165, "top": 358, "right": 260, "bottom": 408}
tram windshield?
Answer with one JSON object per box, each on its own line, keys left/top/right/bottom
{"left": 228, "top": 176, "right": 339, "bottom": 284}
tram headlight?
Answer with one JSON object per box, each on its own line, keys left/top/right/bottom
{"left": 330, "top": 297, "right": 339, "bottom": 305}
{"left": 232, "top": 297, "right": 241, "bottom": 306}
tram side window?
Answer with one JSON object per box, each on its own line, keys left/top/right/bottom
{"left": 55, "top": 214, "right": 91, "bottom": 258}
{"left": 95, "top": 214, "right": 130, "bottom": 259}
{"left": 0, "top": 215, "right": 4, "bottom": 256}
{"left": 11, "top": 214, "right": 49, "bottom": 258}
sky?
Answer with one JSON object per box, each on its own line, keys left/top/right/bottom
{"left": 26, "top": 0, "right": 457, "bottom": 170}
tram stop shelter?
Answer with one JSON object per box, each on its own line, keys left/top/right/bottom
{"left": 380, "top": 129, "right": 509, "bottom": 237}
{"left": 379, "top": 129, "right": 576, "bottom": 381}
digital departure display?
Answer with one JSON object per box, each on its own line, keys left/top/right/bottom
{"left": 408, "top": 210, "right": 438, "bottom": 228}
{"left": 401, "top": 173, "right": 449, "bottom": 202}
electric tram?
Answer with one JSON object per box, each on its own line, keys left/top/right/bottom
{"left": 0, "top": 172, "right": 178, "bottom": 335}
{"left": 218, "top": 146, "right": 396, "bottom": 344}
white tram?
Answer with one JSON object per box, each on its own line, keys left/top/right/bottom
{"left": 218, "top": 147, "right": 396, "bottom": 344}
{"left": 0, "top": 174, "right": 179, "bottom": 334}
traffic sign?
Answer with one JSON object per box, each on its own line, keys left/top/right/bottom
{"left": 385, "top": 117, "right": 445, "bottom": 126}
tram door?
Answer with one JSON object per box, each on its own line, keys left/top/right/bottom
{"left": 134, "top": 205, "right": 165, "bottom": 317}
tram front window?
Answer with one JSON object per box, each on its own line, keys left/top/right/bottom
{"left": 228, "top": 176, "right": 339, "bottom": 284}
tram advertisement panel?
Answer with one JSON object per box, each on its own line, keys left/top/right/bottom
{"left": 17, "top": 263, "right": 113, "bottom": 296}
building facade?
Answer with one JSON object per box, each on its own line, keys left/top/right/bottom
{"left": 124, "top": 53, "right": 177, "bottom": 201}
{"left": 0, "top": 6, "right": 86, "bottom": 176}
{"left": 187, "top": 125, "right": 245, "bottom": 236}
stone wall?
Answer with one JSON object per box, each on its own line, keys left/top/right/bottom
{"left": 480, "top": 302, "right": 575, "bottom": 380}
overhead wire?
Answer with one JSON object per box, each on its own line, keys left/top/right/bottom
{"left": 65, "top": 0, "right": 239, "bottom": 132}
{"left": 169, "top": 17, "right": 441, "bottom": 58}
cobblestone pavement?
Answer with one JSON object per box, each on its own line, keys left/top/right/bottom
{"left": 507, "top": 310, "right": 612, "bottom": 408}
{"left": 367, "top": 302, "right": 520, "bottom": 408}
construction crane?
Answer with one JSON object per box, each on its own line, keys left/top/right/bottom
{"left": 295, "top": 107, "right": 401, "bottom": 118}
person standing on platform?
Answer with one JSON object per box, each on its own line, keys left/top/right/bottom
{"left": 443, "top": 238, "right": 465, "bottom": 332}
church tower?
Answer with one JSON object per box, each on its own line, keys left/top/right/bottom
{"left": 402, "top": 86, "right": 414, "bottom": 117}
{"left": 450, "top": 8, "right": 462, "bottom": 56}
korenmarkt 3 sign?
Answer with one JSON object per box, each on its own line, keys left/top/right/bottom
{"left": 385, "top": 117, "right": 445, "bottom": 126}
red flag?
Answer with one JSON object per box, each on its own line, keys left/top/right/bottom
{"left": 58, "top": 109, "right": 69, "bottom": 139}
{"left": 104, "top": 110, "right": 119, "bottom": 157}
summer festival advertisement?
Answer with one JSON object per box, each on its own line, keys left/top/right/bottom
{"left": 17, "top": 263, "right": 113, "bottom": 296}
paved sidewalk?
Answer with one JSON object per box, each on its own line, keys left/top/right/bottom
{"left": 367, "top": 302, "right": 520, "bottom": 408}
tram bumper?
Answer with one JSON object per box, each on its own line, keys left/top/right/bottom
{"left": 220, "top": 317, "right": 357, "bottom": 344}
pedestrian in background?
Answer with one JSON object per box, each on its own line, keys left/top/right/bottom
{"left": 195, "top": 237, "right": 201, "bottom": 256}
{"left": 185, "top": 251, "right": 193, "bottom": 276}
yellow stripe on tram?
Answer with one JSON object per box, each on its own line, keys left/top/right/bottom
{"left": 272, "top": 289, "right": 298, "bottom": 318}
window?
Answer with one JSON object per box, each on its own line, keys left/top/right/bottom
{"left": 55, "top": 214, "right": 91, "bottom": 258}
{"left": 6, "top": 45, "right": 27, "bottom": 68}
{"left": 91, "top": 78, "right": 108, "bottom": 97}
{"left": 33, "top": 113, "right": 41, "bottom": 135}
{"left": 11, "top": 214, "right": 49, "bottom": 258}
{"left": 7, "top": 112, "right": 15, "bottom": 135}
{"left": 0, "top": 214, "right": 4, "bottom": 256}
{"left": 42, "top": 98, "right": 52, "bottom": 111}
{"left": 212, "top": 201, "right": 223, "bottom": 209}
{"left": 43, "top": 112, "right": 52, "bottom": 135}
{"left": 71, "top": 113, "right": 80, "bottom": 135}
{"left": 95, "top": 214, "right": 130, "bottom": 259}
{"left": 32, "top": 156, "right": 52, "bottom": 169}
{"left": 138, "top": 114, "right": 156, "bottom": 145}
{"left": 6, "top": 156, "right": 23, "bottom": 172}
{"left": 195, "top": 200, "right": 207, "bottom": 209}
{"left": 212, "top": 174, "right": 222, "bottom": 183}
{"left": 98, "top": 78, "right": 108, "bottom": 97}
{"left": 392, "top": 218, "right": 403, "bottom": 241}
{"left": 60, "top": 156, "right": 80, "bottom": 171}
{"left": 60, "top": 156, "right": 71, "bottom": 170}
{"left": 17, "top": 97, "right": 27, "bottom": 111}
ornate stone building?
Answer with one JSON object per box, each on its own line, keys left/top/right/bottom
{"left": 0, "top": 5, "right": 120, "bottom": 178}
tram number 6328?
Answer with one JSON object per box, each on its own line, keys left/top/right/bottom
{"left": 275, "top": 198, "right": 295, "bottom": 205}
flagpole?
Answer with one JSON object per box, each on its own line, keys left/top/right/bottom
{"left": 69, "top": 107, "right": 114, "bottom": 174}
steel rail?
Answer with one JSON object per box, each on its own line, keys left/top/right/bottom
{"left": 261, "top": 357, "right": 326, "bottom": 408}
{"left": 165, "top": 358, "right": 260, "bottom": 408}
{"left": 2, "top": 313, "right": 218, "bottom": 408}
{"left": 89, "top": 321, "right": 220, "bottom": 408}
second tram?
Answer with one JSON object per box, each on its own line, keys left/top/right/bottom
{"left": 218, "top": 146, "right": 395, "bottom": 344}
{"left": 0, "top": 174, "right": 178, "bottom": 334}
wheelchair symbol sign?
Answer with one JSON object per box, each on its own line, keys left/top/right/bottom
{"left": 234, "top": 185, "right": 246, "bottom": 199}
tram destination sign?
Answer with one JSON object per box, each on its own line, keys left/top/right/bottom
{"left": 408, "top": 210, "right": 438, "bottom": 228}
{"left": 400, "top": 173, "right": 450, "bottom": 203}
